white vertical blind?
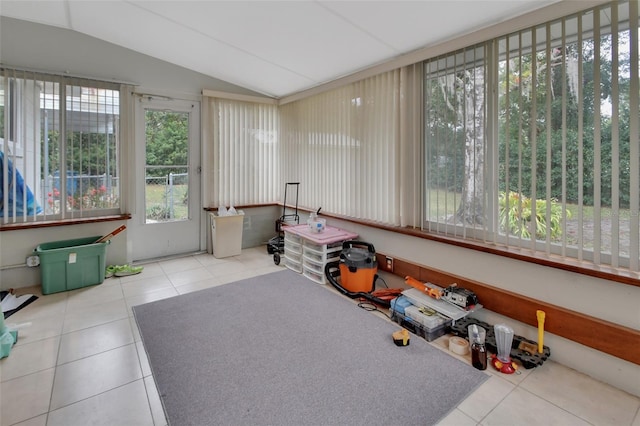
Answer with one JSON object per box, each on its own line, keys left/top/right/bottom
{"left": 1, "top": 69, "right": 42, "bottom": 223}
{"left": 399, "top": 63, "right": 423, "bottom": 228}
{"left": 119, "top": 85, "right": 135, "bottom": 214}
{"left": 629, "top": 0, "right": 640, "bottom": 272}
{"left": 423, "top": 46, "right": 487, "bottom": 240}
{"left": 207, "top": 98, "right": 279, "bottom": 207}
{"left": 279, "top": 70, "right": 403, "bottom": 225}
{"left": 1, "top": 68, "right": 122, "bottom": 223}
{"left": 424, "top": 1, "right": 640, "bottom": 273}
{"left": 611, "top": 5, "right": 620, "bottom": 268}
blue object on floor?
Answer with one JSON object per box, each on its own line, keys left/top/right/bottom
{"left": 390, "top": 295, "right": 413, "bottom": 315}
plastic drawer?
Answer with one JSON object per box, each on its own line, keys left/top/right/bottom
{"left": 284, "top": 247, "right": 303, "bottom": 264}
{"left": 284, "top": 231, "right": 302, "bottom": 246}
{"left": 303, "top": 239, "right": 343, "bottom": 253}
{"left": 302, "top": 255, "right": 324, "bottom": 274}
{"left": 284, "top": 255, "right": 302, "bottom": 273}
{"left": 302, "top": 265, "right": 326, "bottom": 284}
{"left": 302, "top": 245, "right": 341, "bottom": 263}
{"left": 284, "top": 239, "right": 302, "bottom": 254}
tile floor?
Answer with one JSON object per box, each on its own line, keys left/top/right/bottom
{"left": 1, "top": 246, "right": 639, "bottom": 426}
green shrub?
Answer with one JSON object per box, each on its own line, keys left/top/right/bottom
{"left": 146, "top": 205, "right": 171, "bottom": 221}
{"left": 498, "top": 191, "right": 570, "bottom": 240}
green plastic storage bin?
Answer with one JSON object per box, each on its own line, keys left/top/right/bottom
{"left": 35, "top": 236, "right": 109, "bottom": 295}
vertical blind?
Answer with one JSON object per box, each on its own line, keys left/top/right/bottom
{"left": 279, "top": 70, "right": 403, "bottom": 225}
{"left": 208, "top": 98, "right": 279, "bottom": 207}
{"left": 424, "top": 45, "right": 488, "bottom": 240}
{"left": 1, "top": 68, "right": 122, "bottom": 223}
{"left": 424, "top": 1, "right": 640, "bottom": 273}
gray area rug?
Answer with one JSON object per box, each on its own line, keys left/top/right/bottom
{"left": 133, "top": 269, "right": 488, "bottom": 426}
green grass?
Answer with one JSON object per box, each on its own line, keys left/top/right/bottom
{"left": 428, "top": 188, "right": 631, "bottom": 222}
{"left": 565, "top": 203, "right": 632, "bottom": 221}
{"left": 426, "top": 189, "right": 459, "bottom": 218}
{"left": 145, "top": 183, "right": 188, "bottom": 220}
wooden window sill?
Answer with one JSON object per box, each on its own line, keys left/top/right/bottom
{"left": 0, "top": 214, "right": 132, "bottom": 231}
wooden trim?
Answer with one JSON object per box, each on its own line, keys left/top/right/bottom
{"left": 203, "top": 204, "right": 276, "bottom": 211}
{"left": 376, "top": 253, "right": 640, "bottom": 366}
{"left": 0, "top": 214, "right": 131, "bottom": 231}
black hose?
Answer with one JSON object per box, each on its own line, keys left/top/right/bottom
{"left": 324, "top": 261, "right": 391, "bottom": 307}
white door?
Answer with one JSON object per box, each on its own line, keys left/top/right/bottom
{"left": 131, "top": 97, "right": 202, "bottom": 261}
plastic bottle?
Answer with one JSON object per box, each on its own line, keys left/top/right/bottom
{"left": 307, "top": 212, "right": 316, "bottom": 229}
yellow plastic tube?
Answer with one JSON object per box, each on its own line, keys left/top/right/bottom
{"left": 536, "top": 310, "right": 546, "bottom": 353}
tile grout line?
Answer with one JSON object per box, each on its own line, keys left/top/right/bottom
{"left": 45, "top": 378, "right": 147, "bottom": 418}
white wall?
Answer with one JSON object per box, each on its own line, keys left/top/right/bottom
{"left": 0, "top": 222, "right": 129, "bottom": 290}
{"left": 325, "top": 217, "right": 640, "bottom": 398}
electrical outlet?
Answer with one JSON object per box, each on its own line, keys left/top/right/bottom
{"left": 385, "top": 256, "right": 394, "bottom": 272}
{"left": 26, "top": 255, "right": 40, "bottom": 267}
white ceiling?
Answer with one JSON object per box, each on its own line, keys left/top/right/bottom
{"left": 1, "top": 0, "right": 560, "bottom": 98}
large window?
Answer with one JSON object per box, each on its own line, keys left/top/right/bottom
{"left": 1, "top": 69, "right": 122, "bottom": 223}
{"left": 424, "top": 1, "right": 639, "bottom": 273}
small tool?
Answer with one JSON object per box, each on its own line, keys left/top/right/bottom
{"left": 536, "top": 310, "right": 546, "bottom": 353}
{"left": 404, "top": 276, "right": 479, "bottom": 310}
{"left": 94, "top": 225, "right": 126, "bottom": 244}
{"left": 392, "top": 329, "right": 410, "bottom": 346}
{"left": 404, "top": 276, "right": 443, "bottom": 299}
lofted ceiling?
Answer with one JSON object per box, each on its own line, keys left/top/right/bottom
{"left": 1, "top": 0, "right": 560, "bottom": 98}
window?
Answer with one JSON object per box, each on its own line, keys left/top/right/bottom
{"left": 1, "top": 68, "right": 123, "bottom": 223}
{"left": 424, "top": 1, "right": 640, "bottom": 273}
{"left": 424, "top": 45, "right": 488, "bottom": 239}
{"left": 144, "top": 109, "right": 190, "bottom": 223}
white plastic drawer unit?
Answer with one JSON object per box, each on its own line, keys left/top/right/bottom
{"left": 282, "top": 224, "right": 358, "bottom": 284}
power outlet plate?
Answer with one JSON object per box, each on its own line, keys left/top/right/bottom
{"left": 385, "top": 256, "right": 394, "bottom": 272}
{"left": 26, "top": 255, "right": 40, "bottom": 267}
